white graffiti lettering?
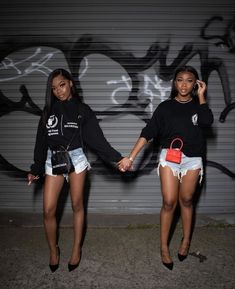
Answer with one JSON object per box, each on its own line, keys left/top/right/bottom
{"left": 107, "top": 73, "right": 171, "bottom": 112}
{"left": 107, "top": 75, "right": 132, "bottom": 104}
{"left": 138, "top": 74, "right": 171, "bottom": 112}
{"left": 0, "top": 47, "right": 59, "bottom": 81}
{"left": 78, "top": 57, "right": 89, "bottom": 80}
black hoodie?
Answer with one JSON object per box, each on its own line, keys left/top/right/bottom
{"left": 30, "top": 97, "right": 122, "bottom": 175}
{"left": 140, "top": 98, "right": 214, "bottom": 157}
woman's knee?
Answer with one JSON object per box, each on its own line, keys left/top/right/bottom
{"left": 162, "top": 199, "right": 177, "bottom": 212}
{"left": 180, "top": 196, "right": 193, "bottom": 208}
{"left": 43, "top": 206, "right": 56, "bottom": 219}
{"left": 71, "top": 201, "right": 84, "bottom": 213}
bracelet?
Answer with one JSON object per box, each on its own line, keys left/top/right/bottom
{"left": 128, "top": 156, "right": 134, "bottom": 162}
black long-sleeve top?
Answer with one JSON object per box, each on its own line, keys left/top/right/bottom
{"left": 140, "top": 98, "right": 214, "bottom": 157}
{"left": 30, "top": 97, "right": 122, "bottom": 175}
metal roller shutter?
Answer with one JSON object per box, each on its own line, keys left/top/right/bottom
{"left": 0, "top": 0, "right": 234, "bottom": 214}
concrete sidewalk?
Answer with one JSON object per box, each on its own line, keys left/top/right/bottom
{"left": 0, "top": 212, "right": 235, "bottom": 289}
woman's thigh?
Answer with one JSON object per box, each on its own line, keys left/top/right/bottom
{"left": 179, "top": 169, "right": 201, "bottom": 200}
{"left": 68, "top": 169, "right": 87, "bottom": 205}
{"left": 159, "top": 165, "right": 179, "bottom": 203}
{"left": 43, "top": 175, "right": 65, "bottom": 212}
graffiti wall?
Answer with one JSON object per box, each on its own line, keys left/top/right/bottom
{"left": 0, "top": 0, "right": 234, "bottom": 213}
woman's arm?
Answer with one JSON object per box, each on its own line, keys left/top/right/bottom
{"left": 198, "top": 104, "right": 214, "bottom": 127}
{"left": 196, "top": 80, "right": 214, "bottom": 127}
{"left": 29, "top": 116, "right": 48, "bottom": 177}
{"left": 118, "top": 137, "right": 147, "bottom": 171}
{"left": 118, "top": 105, "right": 162, "bottom": 172}
{"left": 82, "top": 107, "right": 123, "bottom": 165}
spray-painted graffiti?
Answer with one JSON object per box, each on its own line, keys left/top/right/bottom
{"left": 201, "top": 16, "right": 235, "bottom": 53}
{"left": 107, "top": 74, "right": 171, "bottom": 111}
{"left": 107, "top": 76, "right": 132, "bottom": 105}
{"left": 0, "top": 47, "right": 60, "bottom": 81}
{"left": 0, "top": 15, "right": 234, "bottom": 179}
{"left": 201, "top": 15, "right": 235, "bottom": 123}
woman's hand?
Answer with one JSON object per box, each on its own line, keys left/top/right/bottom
{"left": 117, "top": 137, "right": 147, "bottom": 172}
{"left": 27, "top": 173, "right": 39, "bottom": 185}
{"left": 118, "top": 157, "right": 133, "bottom": 172}
{"left": 196, "top": 80, "right": 207, "bottom": 102}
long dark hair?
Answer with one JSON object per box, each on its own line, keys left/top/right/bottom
{"left": 42, "top": 68, "right": 80, "bottom": 125}
{"left": 170, "top": 65, "right": 200, "bottom": 101}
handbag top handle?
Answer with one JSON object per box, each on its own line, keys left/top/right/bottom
{"left": 170, "top": 138, "right": 183, "bottom": 150}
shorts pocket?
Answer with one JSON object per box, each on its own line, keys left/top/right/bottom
{"left": 45, "top": 150, "right": 52, "bottom": 167}
{"left": 70, "top": 148, "right": 87, "bottom": 166}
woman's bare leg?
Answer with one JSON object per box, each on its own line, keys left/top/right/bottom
{"left": 159, "top": 165, "right": 179, "bottom": 263}
{"left": 43, "top": 174, "right": 65, "bottom": 265}
{"left": 68, "top": 169, "right": 87, "bottom": 265}
{"left": 178, "top": 169, "right": 201, "bottom": 255}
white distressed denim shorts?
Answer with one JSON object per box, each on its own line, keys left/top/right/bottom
{"left": 157, "top": 149, "right": 203, "bottom": 183}
{"left": 45, "top": 147, "right": 91, "bottom": 179}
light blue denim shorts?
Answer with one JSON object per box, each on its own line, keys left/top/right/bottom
{"left": 157, "top": 149, "right": 203, "bottom": 183}
{"left": 45, "top": 147, "right": 91, "bottom": 179}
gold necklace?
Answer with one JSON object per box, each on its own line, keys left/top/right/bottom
{"left": 175, "top": 97, "right": 192, "bottom": 103}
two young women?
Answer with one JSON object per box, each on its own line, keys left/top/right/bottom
{"left": 28, "top": 66, "right": 213, "bottom": 272}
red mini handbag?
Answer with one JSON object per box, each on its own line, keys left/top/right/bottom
{"left": 165, "top": 138, "right": 183, "bottom": 164}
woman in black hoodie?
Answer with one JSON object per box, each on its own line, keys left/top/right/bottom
{"left": 118, "top": 66, "right": 213, "bottom": 270}
{"left": 28, "top": 68, "right": 123, "bottom": 272}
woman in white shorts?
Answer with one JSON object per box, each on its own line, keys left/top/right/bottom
{"left": 28, "top": 69, "right": 123, "bottom": 273}
{"left": 119, "top": 66, "right": 213, "bottom": 270}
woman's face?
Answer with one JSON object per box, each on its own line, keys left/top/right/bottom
{"left": 174, "top": 71, "right": 196, "bottom": 97}
{"left": 51, "top": 75, "right": 73, "bottom": 101}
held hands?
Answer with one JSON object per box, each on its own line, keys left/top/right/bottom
{"left": 118, "top": 157, "right": 133, "bottom": 172}
{"left": 117, "top": 138, "right": 146, "bottom": 172}
{"left": 27, "top": 173, "right": 39, "bottom": 185}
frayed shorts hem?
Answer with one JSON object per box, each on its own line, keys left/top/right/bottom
{"left": 157, "top": 149, "right": 203, "bottom": 183}
{"left": 45, "top": 148, "right": 91, "bottom": 181}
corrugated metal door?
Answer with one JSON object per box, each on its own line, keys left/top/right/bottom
{"left": 0, "top": 0, "right": 234, "bottom": 213}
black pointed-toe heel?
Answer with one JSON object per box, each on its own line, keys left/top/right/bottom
{"left": 178, "top": 253, "right": 188, "bottom": 262}
{"left": 161, "top": 249, "right": 173, "bottom": 270}
{"left": 68, "top": 262, "right": 79, "bottom": 272}
{"left": 68, "top": 251, "right": 82, "bottom": 272}
{"left": 49, "top": 263, "right": 59, "bottom": 273}
{"left": 162, "top": 261, "right": 174, "bottom": 270}
{"left": 178, "top": 238, "right": 189, "bottom": 262}
{"left": 49, "top": 246, "right": 60, "bottom": 273}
